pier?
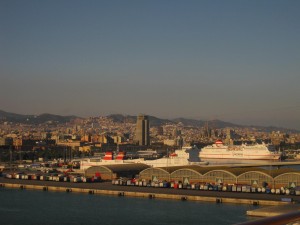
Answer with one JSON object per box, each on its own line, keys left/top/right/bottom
{"left": 235, "top": 205, "right": 300, "bottom": 225}
{"left": 0, "top": 177, "right": 298, "bottom": 206}
{"left": 247, "top": 204, "right": 300, "bottom": 217}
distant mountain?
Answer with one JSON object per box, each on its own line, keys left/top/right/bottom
{"left": 108, "top": 114, "right": 171, "bottom": 126}
{"left": 0, "top": 110, "right": 77, "bottom": 124}
{"left": 1, "top": 110, "right": 298, "bottom": 133}
{"left": 108, "top": 114, "right": 239, "bottom": 128}
{"left": 246, "top": 125, "right": 299, "bottom": 133}
{"left": 0, "top": 110, "right": 28, "bottom": 122}
{"left": 172, "top": 117, "right": 205, "bottom": 127}
{"left": 148, "top": 116, "right": 171, "bottom": 126}
{"left": 107, "top": 114, "right": 136, "bottom": 123}
{"left": 171, "top": 118, "right": 243, "bottom": 128}
{"left": 208, "top": 119, "right": 242, "bottom": 129}
{"left": 108, "top": 114, "right": 299, "bottom": 133}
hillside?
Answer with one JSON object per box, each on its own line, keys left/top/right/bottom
{"left": 108, "top": 114, "right": 171, "bottom": 126}
{"left": 108, "top": 114, "right": 299, "bottom": 133}
{"left": 0, "top": 110, "right": 298, "bottom": 133}
{"left": 0, "top": 110, "right": 77, "bottom": 124}
{"left": 109, "top": 114, "right": 240, "bottom": 128}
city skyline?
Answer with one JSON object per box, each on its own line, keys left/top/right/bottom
{"left": 1, "top": 1, "right": 300, "bottom": 130}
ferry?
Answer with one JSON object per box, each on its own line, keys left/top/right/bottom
{"left": 199, "top": 140, "right": 282, "bottom": 160}
{"left": 77, "top": 146, "right": 208, "bottom": 170}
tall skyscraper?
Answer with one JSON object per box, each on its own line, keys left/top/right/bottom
{"left": 136, "top": 114, "right": 150, "bottom": 146}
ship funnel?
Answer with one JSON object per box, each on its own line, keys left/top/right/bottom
{"left": 215, "top": 140, "right": 223, "bottom": 145}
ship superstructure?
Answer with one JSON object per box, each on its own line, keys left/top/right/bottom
{"left": 199, "top": 140, "right": 281, "bottom": 160}
{"left": 78, "top": 146, "right": 207, "bottom": 170}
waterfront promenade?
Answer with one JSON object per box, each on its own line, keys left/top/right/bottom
{"left": 0, "top": 177, "right": 298, "bottom": 206}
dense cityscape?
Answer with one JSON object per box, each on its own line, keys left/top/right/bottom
{"left": 0, "top": 111, "right": 299, "bottom": 163}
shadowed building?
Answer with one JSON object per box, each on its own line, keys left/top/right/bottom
{"left": 136, "top": 114, "right": 150, "bottom": 146}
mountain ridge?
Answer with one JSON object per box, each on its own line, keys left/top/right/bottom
{"left": 0, "top": 110, "right": 77, "bottom": 124}
{"left": 0, "top": 110, "right": 298, "bottom": 133}
{"left": 107, "top": 114, "right": 298, "bottom": 133}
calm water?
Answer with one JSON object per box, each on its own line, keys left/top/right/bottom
{"left": 0, "top": 188, "right": 259, "bottom": 225}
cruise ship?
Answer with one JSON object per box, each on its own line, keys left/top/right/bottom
{"left": 77, "top": 146, "right": 208, "bottom": 170}
{"left": 199, "top": 140, "right": 282, "bottom": 160}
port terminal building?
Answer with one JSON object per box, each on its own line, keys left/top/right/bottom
{"left": 85, "top": 164, "right": 300, "bottom": 188}
{"left": 138, "top": 166, "right": 300, "bottom": 188}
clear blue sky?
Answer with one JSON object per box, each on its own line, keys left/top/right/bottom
{"left": 1, "top": 0, "right": 300, "bottom": 129}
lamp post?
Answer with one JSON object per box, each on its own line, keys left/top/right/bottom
{"left": 9, "top": 145, "right": 12, "bottom": 172}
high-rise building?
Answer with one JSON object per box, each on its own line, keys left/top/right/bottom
{"left": 136, "top": 114, "right": 150, "bottom": 146}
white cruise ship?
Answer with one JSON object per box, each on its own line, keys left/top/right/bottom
{"left": 199, "top": 140, "right": 281, "bottom": 160}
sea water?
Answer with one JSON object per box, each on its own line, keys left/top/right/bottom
{"left": 0, "top": 188, "right": 258, "bottom": 225}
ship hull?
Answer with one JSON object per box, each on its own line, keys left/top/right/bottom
{"left": 199, "top": 142, "right": 282, "bottom": 160}
{"left": 199, "top": 153, "right": 281, "bottom": 160}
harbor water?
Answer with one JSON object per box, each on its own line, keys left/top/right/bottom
{"left": 0, "top": 188, "right": 259, "bottom": 225}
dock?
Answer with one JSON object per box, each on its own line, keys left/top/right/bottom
{"left": 247, "top": 204, "right": 300, "bottom": 217}
{"left": 0, "top": 178, "right": 296, "bottom": 206}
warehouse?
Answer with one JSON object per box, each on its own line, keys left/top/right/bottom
{"left": 87, "top": 164, "right": 300, "bottom": 189}
{"left": 139, "top": 167, "right": 171, "bottom": 182}
{"left": 139, "top": 165, "right": 199, "bottom": 182}
{"left": 85, "top": 164, "right": 149, "bottom": 180}
{"left": 139, "top": 166, "right": 300, "bottom": 189}
{"left": 273, "top": 168, "right": 300, "bottom": 188}
{"left": 237, "top": 168, "right": 274, "bottom": 187}
{"left": 170, "top": 166, "right": 216, "bottom": 184}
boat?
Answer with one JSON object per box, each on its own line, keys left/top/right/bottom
{"left": 138, "top": 146, "right": 209, "bottom": 167}
{"left": 77, "top": 146, "right": 208, "bottom": 170}
{"left": 76, "top": 152, "right": 140, "bottom": 170}
{"left": 199, "top": 140, "right": 282, "bottom": 160}
{"left": 136, "top": 149, "right": 160, "bottom": 159}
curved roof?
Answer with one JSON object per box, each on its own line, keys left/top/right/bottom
{"left": 269, "top": 168, "right": 300, "bottom": 178}
{"left": 138, "top": 166, "right": 300, "bottom": 180}
{"left": 140, "top": 167, "right": 172, "bottom": 174}
{"left": 86, "top": 163, "right": 150, "bottom": 173}
{"left": 158, "top": 165, "right": 204, "bottom": 173}
{"left": 224, "top": 167, "right": 267, "bottom": 176}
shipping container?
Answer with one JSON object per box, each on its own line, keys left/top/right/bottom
{"left": 251, "top": 187, "right": 257, "bottom": 193}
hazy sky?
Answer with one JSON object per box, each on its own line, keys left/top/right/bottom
{"left": 1, "top": 0, "right": 300, "bottom": 130}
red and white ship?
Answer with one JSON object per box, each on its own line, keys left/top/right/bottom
{"left": 199, "top": 140, "right": 281, "bottom": 160}
{"left": 78, "top": 146, "right": 208, "bottom": 170}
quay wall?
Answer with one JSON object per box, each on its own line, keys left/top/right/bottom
{"left": 0, "top": 182, "right": 289, "bottom": 206}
